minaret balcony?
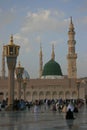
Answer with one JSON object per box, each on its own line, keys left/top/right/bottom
{"left": 68, "top": 40, "right": 76, "bottom": 44}
{"left": 67, "top": 53, "right": 77, "bottom": 59}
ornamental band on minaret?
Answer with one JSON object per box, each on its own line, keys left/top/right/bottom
{"left": 67, "top": 17, "right": 77, "bottom": 78}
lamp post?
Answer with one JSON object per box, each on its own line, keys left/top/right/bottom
{"left": 4, "top": 35, "right": 20, "bottom": 110}
{"left": 23, "top": 79, "right": 27, "bottom": 101}
{"left": 77, "top": 80, "right": 80, "bottom": 99}
{"left": 15, "top": 62, "right": 24, "bottom": 100}
{"left": 22, "top": 70, "right": 30, "bottom": 101}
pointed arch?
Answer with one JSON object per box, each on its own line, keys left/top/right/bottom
{"left": 26, "top": 91, "right": 31, "bottom": 101}
{"left": 45, "top": 91, "right": 51, "bottom": 99}
{"left": 52, "top": 91, "right": 57, "bottom": 99}
{"left": 59, "top": 91, "right": 64, "bottom": 99}
{"left": 72, "top": 91, "right": 77, "bottom": 99}
{"left": 39, "top": 91, "right": 44, "bottom": 100}
{"left": 32, "top": 91, "right": 38, "bottom": 100}
{"left": 65, "top": 91, "right": 70, "bottom": 99}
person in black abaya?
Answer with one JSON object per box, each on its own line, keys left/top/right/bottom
{"left": 66, "top": 108, "right": 75, "bottom": 120}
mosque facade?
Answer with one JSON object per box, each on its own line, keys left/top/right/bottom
{"left": 0, "top": 17, "right": 87, "bottom": 102}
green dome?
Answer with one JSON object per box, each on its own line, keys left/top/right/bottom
{"left": 42, "top": 59, "right": 63, "bottom": 76}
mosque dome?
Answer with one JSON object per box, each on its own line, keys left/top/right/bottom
{"left": 22, "top": 69, "right": 30, "bottom": 80}
{"left": 42, "top": 59, "right": 63, "bottom": 76}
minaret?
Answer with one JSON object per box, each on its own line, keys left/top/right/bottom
{"left": 1, "top": 46, "right": 5, "bottom": 79}
{"left": 51, "top": 44, "right": 55, "bottom": 60}
{"left": 67, "top": 17, "right": 77, "bottom": 78}
{"left": 39, "top": 43, "right": 43, "bottom": 78}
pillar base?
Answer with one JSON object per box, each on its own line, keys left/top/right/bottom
{"left": 5, "top": 104, "right": 13, "bottom": 111}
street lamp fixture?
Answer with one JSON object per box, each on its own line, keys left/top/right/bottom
{"left": 4, "top": 35, "right": 20, "bottom": 110}
{"left": 23, "top": 78, "right": 27, "bottom": 101}
{"left": 15, "top": 61, "right": 24, "bottom": 100}
{"left": 22, "top": 70, "right": 30, "bottom": 101}
{"left": 77, "top": 80, "right": 80, "bottom": 99}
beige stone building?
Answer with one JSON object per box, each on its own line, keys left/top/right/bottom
{"left": 0, "top": 17, "right": 86, "bottom": 102}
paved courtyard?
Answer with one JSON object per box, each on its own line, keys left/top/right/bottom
{"left": 0, "top": 105, "right": 87, "bottom": 130}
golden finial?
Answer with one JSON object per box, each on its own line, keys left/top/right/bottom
{"left": 51, "top": 43, "right": 55, "bottom": 60}
{"left": 69, "top": 16, "right": 74, "bottom": 29}
{"left": 10, "top": 34, "right": 13, "bottom": 45}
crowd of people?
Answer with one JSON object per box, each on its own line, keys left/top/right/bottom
{"left": 0, "top": 98, "right": 85, "bottom": 120}
{"left": 32, "top": 98, "right": 84, "bottom": 120}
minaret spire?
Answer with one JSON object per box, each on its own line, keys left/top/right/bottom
{"left": 67, "top": 17, "right": 77, "bottom": 78}
{"left": 51, "top": 43, "right": 55, "bottom": 60}
{"left": 39, "top": 42, "right": 43, "bottom": 78}
{"left": 70, "top": 16, "right": 72, "bottom": 24}
{"left": 69, "top": 16, "right": 74, "bottom": 31}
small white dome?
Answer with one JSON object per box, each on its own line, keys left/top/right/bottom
{"left": 22, "top": 69, "right": 30, "bottom": 80}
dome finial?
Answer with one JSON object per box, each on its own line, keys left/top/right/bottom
{"left": 70, "top": 16, "right": 72, "bottom": 24}
{"left": 18, "top": 61, "right": 21, "bottom": 67}
{"left": 69, "top": 16, "right": 74, "bottom": 29}
{"left": 51, "top": 43, "right": 55, "bottom": 60}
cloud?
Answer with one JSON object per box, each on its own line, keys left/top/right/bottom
{"left": 0, "top": 8, "right": 2, "bottom": 13}
{"left": 36, "top": 36, "right": 41, "bottom": 43}
{"left": 14, "top": 33, "right": 30, "bottom": 53}
{"left": 50, "top": 40, "right": 57, "bottom": 45}
{"left": 63, "top": 0, "right": 70, "bottom": 2}
{"left": 10, "top": 7, "right": 17, "bottom": 13}
{"left": 0, "top": 9, "right": 16, "bottom": 28}
{"left": 81, "top": 16, "right": 87, "bottom": 24}
{"left": 50, "top": 39, "right": 65, "bottom": 45}
{"left": 76, "top": 16, "right": 87, "bottom": 28}
{"left": 21, "top": 9, "right": 67, "bottom": 34}
{"left": 78, "top": 1, "right": 87, "bottom": 12}
{"left": 13, "top": 9, "right": 67, "bottom": 54}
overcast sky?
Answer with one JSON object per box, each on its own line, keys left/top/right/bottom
{"left": 0, "top": 0, "right": 87, "bottom": 78}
